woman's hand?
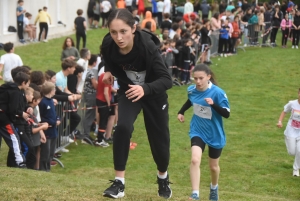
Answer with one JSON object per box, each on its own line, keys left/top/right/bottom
{"left": 177, "top": 114, "right": 185, "bottom": 123}
{"left": 125, "top": 85, "right": 144, "bottom": 102}
{"left": 103, "top": 72, "right": 114, "bottom": 84}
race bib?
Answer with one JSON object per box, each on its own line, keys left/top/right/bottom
{"left": 125, "top": 70, "right": 146, "bottom": 85}
{"left": 193, "top": 103, "right": 212, "bottom": 120}
{"left": 291, "top": 109, "right": 300, "bottom": 129}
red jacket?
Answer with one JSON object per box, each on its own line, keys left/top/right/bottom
{"left": 231, "top": 21, "right": 240, "bottom": 38}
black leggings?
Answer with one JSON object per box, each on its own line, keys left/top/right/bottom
{"left": 270, "top": 27, "right": 278, "bottom": 43}
{"left": 76, "top": 32, "right": 86, "bottom": 50}
{"left": 39, "top": 22, "right": 48, "bottom": 41}
{"left": 282, "top": 29, "right": 289, "bottom": 46}
{"left": 292, "top": 29, "right": 300, "bottom": 46}
{"left": 113, "top": 93, "right": 170, "bottom": 172}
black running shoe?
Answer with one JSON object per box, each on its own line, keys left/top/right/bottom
{"left": 157, "top": 175, "right": 172, "bottom": 199}
{"left": 103, "top": 179, "right": 125, "bottom": 199}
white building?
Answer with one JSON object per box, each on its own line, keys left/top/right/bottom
{"left": 0, "top": 0, "right": 89, "bottom": 44}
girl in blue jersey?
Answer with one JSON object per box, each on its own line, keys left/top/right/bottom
{"left": 177, "top": 64, "right": 230, "bottom": 201}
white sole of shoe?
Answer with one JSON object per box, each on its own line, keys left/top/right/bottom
{"left": 103, "top": 192, "right": 125, "bottom": 199}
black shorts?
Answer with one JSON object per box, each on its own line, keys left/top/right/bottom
{"left": 191, "top": 136, "right": 222, "bottom": 159}
{"left": 152, "top": 12, "right": 158, "bottom": 18}
{"left": 88, "top": 11, "right": 94, "bottom": 18}
{"left": 93, "top": 14, "right": 100, "bottom": 21}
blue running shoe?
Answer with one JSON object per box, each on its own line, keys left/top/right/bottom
{"left": 209, "top": 186, "right": 219, "bottom": 201}
{"left": 189, "top": 193, "right": 199, "bottom": 200}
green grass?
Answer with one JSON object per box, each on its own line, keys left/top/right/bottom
{"left": 0, "top": 29, "right": 300, "bottom": 200}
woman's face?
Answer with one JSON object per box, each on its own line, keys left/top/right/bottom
{"left": 66, "top": 38, "right": 72, "bottom": 47}
{"left": 109, "top": 19, "right": 136, "bottom": 53}
{"left": 50, "top": 75, "right": 56, "bottom": 84}
{"left": 193, "top": 71, "right": 211, "bottom": 91}
{"left": 247, "top": 9, "right": 252, "bottom": 14}
{"left": 285, "top": 13, "right": 289, "bottom": 19}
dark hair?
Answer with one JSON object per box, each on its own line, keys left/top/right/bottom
{"left": 4, "top": 42, "right": 14, "bottom": 53}
{"left": 203, "top": 18, "right": 209, "bottom": 24}
{"left": 88, "top": 54, "right": 98, "bottom": 66}
{"left": 43, "top": 6, "right": 47, "bottom": 10}
{"left": 171, "top": 23, "right": 179, "bottom": 31}
{"left": 62, "top": 37, "right": 75, "bottom": 50}
{"left": 77, "top": 9, "right": 83, "bottom": 15}
{"left": 107, "top": 9, "right": 135, "bottom": 29}
{"left": 193, "top": 64, "right": 218, "bottom": 85}
{"left": 11, "top": 66, "right": 31, "bottom": 80}
{"left": 13, "top": 72, "right": 30, "bottom": 85}
{"left": 18, "top": 0, "right": 24, "bottom": 3}
{"left": 174, "top": 16, "right": 183, "bottom": 23}
{"left": 45, "top": 70, "right": 56, "bottom": 81}
{"left": 163, "top": 13, "right": 170, "bottom": 19}
{"left": 29, "top": 83, "right": 41, "bottom": 91}
{"left": 79, "top": 48, "right": 90, "bottom": 58}
{"left": 145, "top": 21, "right": 152, "bottom": 30}
{"left": 61, "top": 59, "right": 77, "bottom": 70}
{"left": 74, "top": 65, "right": 84, "bottom": 75}
{"left": 30, "top": 71, "right": 45, "bottom": 85}
{"left": 212, "top": 12, "right": 220, "bottom": 19}
{"left": 25, "top": 12, "right": 32, "bottom": 17}
{"left": 32, "top": 90, "right": 42, "bottom": 102}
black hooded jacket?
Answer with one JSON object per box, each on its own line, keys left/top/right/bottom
{"left": 0, "top": 82, "right": 27, "bottom": 126}
{"left": 101, "top": 30, "right": 172, "bottom": 99}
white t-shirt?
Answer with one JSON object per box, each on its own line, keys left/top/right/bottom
{"left": 125, "top": 0, "right": 133, "bottom": 6}
{"left": 23, "top": 17, "right": 30, "bottom": 28}
{"left": 102, "top": 1, "right": 112, "bottom": 13}
{"left": 76, "top": 58, "right": 88, "bottom": 93}
{"left": 163, "top": 0, "right": 171, "bottom": 14}
{"left": 0, "top": 53, "right": 23, "bottom": 82}
{"left": 184, "top": 2, "right": 194, "bottom": 14}
{"left": 284, "top": 100, "right": 300, "bottom": 138}
{"left": 157, "top": 1, "right": 164, "bottom": 12}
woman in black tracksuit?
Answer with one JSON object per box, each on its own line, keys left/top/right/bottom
{"left": 101, "top": 9, "right": 173, "bottom": 200}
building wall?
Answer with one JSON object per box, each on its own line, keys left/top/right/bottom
{"left": 0, "top": 0, "right": 89, "bottom": 44}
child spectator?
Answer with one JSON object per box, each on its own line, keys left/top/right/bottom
{"left": 95, "top": 72, "right": 113, "bottom": 147}
{"left": 101, "top": 0, "right": 112, "bottom": 28}
{"left": 141, "top": 11, "right": 157, "bottom": 32}
{"left": 24, "top": 87, "right": 48, "bottom": 169}
{"left": 77, "top": 48, "right": 91, "bottom": 93}
{"left": 292, "top": 9, "right": 300, "bottom": 49}
{"left": 26, "top": 90, "right": 47, "bottom": 170}
{"left": 117, "top": 0, "right": 126, "bottom": 9}
{"left": 281, "top": 13, "right": 292, "bottom": 48}
{"left": 24, "top": 13, "right": 37, "bottom": 42}
{"left": 74, "top": 9, "right": 87, "bottom": 50}
{"left": 39, "top": 82, "right": 60, "bottom": 171}
{"left": 83, "top": 55, "right": 98, "bottom": 137}
{"left": 67, "top": 65, "right": 85, "bottom": 94}
{"left": 0, "top": 72, "right": 30, "bottom": 167}
{"left": 200, "top": 19, "right": 212, "bottom": 63}
{"left": 56, "top": 58, "right": 77, "bottom": 94}
{"left": 34, "top": 6, "right": 52, "bottom": 42}
{"left": 160, "top": 13, "right": 172, "bottom": 33}
{"left": 93, "top": 1, "right": 101, "bottom": 28}
{"left": 0, "top": 42, "right": 23, "bottom": 83}
{"left": 87, "top": 0, "right": 96, "bottom": 28}
{"left": 219, "top": 19, "right": 230, "bottom": 57}
{"left": 270, "top": 5, "right": 283, "bottom": 47}
{"left": 61, "top": 37, "right": 80, "bottom": 61}
{"left": 16, "top": 0, "right": 26, "bottom": 43}
{"left": 181, "top": 38, "right": 193, "bottom": 85}
{"left": 231, "top": 15, "right": 241, "bottom": 54}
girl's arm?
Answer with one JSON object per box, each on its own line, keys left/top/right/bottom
{"left": 91, "top": 77, "right": 98, "bottom": 89}
{"left": 205, "top": 98, "right": 230, "bottom": 118}
{"left": 104, "top": 86, "right": 111, "bottom": 106}
{"left": 178, "top": 99, "right": 192, "bottom": 115}
{"left": 277, "top": 111, "right": 286, "bottom": 128}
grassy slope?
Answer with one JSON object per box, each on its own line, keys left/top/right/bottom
{"left": 0, "top": 29, "right": 299, "bottom": 200}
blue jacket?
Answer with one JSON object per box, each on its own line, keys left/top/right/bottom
{"left": 39, "top": 97, "right": 59, "bottom": 139}
{"left": 220, "top": 26, "right": 229, "bottom": 39}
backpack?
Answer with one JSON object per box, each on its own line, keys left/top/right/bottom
{"left": 8, "top": 26, "right": 17, "bottom": 32}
